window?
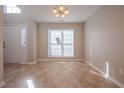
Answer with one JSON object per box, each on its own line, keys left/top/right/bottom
{"left": 48, "top": 29, "right": 74, "bottom": 57}
{"left": 21, "top": 28, "right": 27, "bottom": 46}
{"left": 4, "top": 5, "right": 21, "bottom": 14}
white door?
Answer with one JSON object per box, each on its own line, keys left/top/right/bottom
{"left": 4, "top": 25, "right": 28, "bottom": 64}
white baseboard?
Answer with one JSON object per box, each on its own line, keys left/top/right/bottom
{"left": 83, "top": 59, "right": 105, "bottom": 76}
{"left": 0, "top": 81, "right": 5, "bottom": 87}
{"left": 27, "top": 60, "right": 38, "bottom": 65}
{"left": 83, "top": 59, "right": 124, "bottom": 88}
{"left": 107, "top": 75, "right": 124, "bottom": 88}
{"left": 21, "top": 59, "right": 38, "bottom": 65}
{"left": 38, "top": 58, "right": 84, "bottom": 62}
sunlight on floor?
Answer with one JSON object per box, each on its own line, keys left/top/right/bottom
{"left": 105, "top": 62, "right": 109, "bottom": 78}
{"left": 90, "top": 70, "right": 102, "bottom": 76}
{"left": 27, "top": 80, "right": 35, "bottom": 88}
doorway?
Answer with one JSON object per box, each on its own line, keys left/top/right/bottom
{"left": 3, "top": 25, "right": 28, "bottom": 64}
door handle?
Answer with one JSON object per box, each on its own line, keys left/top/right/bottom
{"left": 3, "top": 42, "right": 6, "bottom": 48}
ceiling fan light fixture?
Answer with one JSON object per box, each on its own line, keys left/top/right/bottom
{"left": 52, "top": 5, "right": 69, "bottom": 18}
{"left": 61, "top": 14, "right": 65, "bottom": 17}
{"left": 55, "top": 14, "right": 60, "bottom": 17}
{"left": 59, "top": 6, "right": 64, "bottom": 11}
{"left": 64, "top": 10, "right": 69, "bottom": 15}
{"left": 53, "top": 8, "right": 57, "bottom": 14}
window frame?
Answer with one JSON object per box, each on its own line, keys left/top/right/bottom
{"left": 48, "top": 29, "right": 74, "bottom": 57}
{"left": 4, "top": 5, "right": 21, "bottom": 14}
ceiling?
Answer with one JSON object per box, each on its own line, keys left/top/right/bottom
{"left": 19, "top": 5, "right": 101, "bottom": 23}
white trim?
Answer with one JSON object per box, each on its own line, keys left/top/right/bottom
{"left": 107, "top": 76, "right": 124, "bottom": 88}
{"left": 4, "top": 24, "right": 27, "bottom": 26}
{"left": 83, "top": 59, "right": 105, "bottom": 76}
{"left": 0, "top": 81, "right": 5, "bottom": 87}
{"left": 38, "top": 58, "right": 84, "bottom": 62}
{"left": 21, "top": 59, "right": 38, "bottom": 65}
{"left": 27, "top": 60, "right": 37, "bottom": 65}
{"left": 83, "top": 59, "right": 124, "bottom": 88}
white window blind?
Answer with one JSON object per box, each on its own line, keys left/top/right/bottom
{"left": 48, "top": 29, "right": 74, "bottom": 57}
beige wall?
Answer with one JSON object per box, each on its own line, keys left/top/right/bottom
{"left": 0, "top": 6, "right": 4, "bottom": 82}
{"left": 27, "top": 19, "right": 38, "bottom": 63}
{"left": 84, "top": 6, "right": 124, "bottom": 84}
{"left": 4, "top": 14, "right": 27, "bottom": 24}
{"left": 38, "top": 23, "right": 84, "bottom": 60}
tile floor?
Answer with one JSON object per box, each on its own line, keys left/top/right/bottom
{"left": 2, "top": 61, "right": 118, "bottom": 88}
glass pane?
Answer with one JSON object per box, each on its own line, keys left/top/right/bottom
{"left": 63, "top": 45, "right": 73, "bottom": 56}
{"left": 50, "top": 44, "right": 62, "bottom": 56}
{"left": 6, "top": 8, "right": 12, "bottom": 13}
{"left": 21, "top": 29, "right": 27, "bottom": 46}
{"left": 5, "top": 5, "right": 21, "bottom": 14}
{"left": 63, "top": 30, "right": 73, "bottom": 44}
{"left": 16, "top": 8, "right": 21, "bottom": 13}
{"left": 12, "top": 8, "right": 16, "bottom": 13}
{"left": 50, "top": 30, "right": 61, "bottom": 44}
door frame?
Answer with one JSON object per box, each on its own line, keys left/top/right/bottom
{"left": 3, "top": 24, "right": 28, "bottom": 64}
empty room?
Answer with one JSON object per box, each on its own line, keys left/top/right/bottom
{"left": 0, "top": 5, "right": 124, "bottom": 88}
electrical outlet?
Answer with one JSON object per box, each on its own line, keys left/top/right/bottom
{"left": 119, "top": 68, "right": 123, "bottom": 75}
